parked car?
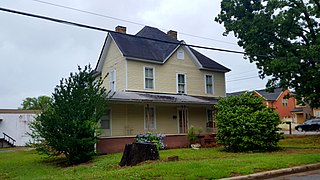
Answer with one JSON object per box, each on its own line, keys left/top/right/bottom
{"left": 295, "top": 119, "right": 320, "bottom": 132}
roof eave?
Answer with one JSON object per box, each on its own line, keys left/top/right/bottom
{"left": 125, "top": 57, "right": 163, "bottom": 64}
{"left": 199, "top": 67, "right": 230, "bottom": 73}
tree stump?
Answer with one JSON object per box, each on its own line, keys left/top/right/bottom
{"left": 168, "top": 156, "right": 179, "bottom": 161}
{"left": 119, "top": 142, "right": 159, "bottom": 166}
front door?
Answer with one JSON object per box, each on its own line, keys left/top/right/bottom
{"left": 178, "top": 107, "right": 188, "bottom": 133}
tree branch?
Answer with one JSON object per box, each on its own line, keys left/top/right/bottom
{"left": 313, "top": 0, "right": 320, "bottom": 11}
{"left": 289, "top": 0, "right": 317, "bottom": 43}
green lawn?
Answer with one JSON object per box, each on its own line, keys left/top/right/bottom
{"left": 1, "top": 135, "right": 320, "bottom": 179}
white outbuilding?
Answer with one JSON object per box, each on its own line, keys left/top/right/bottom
{"left": 0, "top": 109, "right": 39, "bottom": 147}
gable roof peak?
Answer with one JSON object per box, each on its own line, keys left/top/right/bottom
{"left": 96, "top": 26, "right": 230, "bottom": 72}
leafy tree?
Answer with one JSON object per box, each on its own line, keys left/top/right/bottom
{"left": 20, "top": 96, "right": 52, "bottom": 110}
{"left": 216, "top": 0, "right": 320, "bottom": 108}
{"left": 29, "top": 65, "right": 109, "bottom": 164}
{"left": 216, "top": 93, "right": 282, "bottom": 152}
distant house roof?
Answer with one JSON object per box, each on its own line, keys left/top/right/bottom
{"left": 96, "top": 26, "right": 230, "bottom": 72}
{"left": 255, "top": 88, "right": 283, "bottom": 101}
{"left": 227, "top": 88, "right": 284, "bottom": 101}
{"left": 227, "top": 90, "right": 250, "bottom": 97}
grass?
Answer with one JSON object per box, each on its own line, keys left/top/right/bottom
{"left": 1, "top": 135, "right": 320, "bottom": 179}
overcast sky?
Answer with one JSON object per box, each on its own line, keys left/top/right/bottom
{"left": 0, "top": 0, "right": 269, "bottom": 109}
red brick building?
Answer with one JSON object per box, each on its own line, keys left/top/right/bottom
{"left": 254, "top": 88, "right": 295, "bottom": 120}
{"left": 228, "top": 88, "right": 296, "bottom": 120}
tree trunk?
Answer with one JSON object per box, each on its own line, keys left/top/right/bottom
{"left": 119, "top": 142, "right": 159, "bottom": 166}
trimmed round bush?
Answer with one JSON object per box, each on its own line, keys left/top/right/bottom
{"left": 216, "top": 93, "right": 282, "bottom": 152}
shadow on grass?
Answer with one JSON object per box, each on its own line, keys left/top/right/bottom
{"left": 39, "top": 155, "right": 70, "bottom": 167}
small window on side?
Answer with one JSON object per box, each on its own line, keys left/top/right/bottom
{"left": 177, "top": 50, "right": 184, "bottom": 60}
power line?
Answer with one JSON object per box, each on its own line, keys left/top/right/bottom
{"left": 227, "top": 73, "right": 258, "bottom": 80}
{"left": 227, "top": 75, "right": 259, "bottom": 82}
{"left": 0, "top": 7, "right": 247, "bottom": 55}
{"left": 31, "top": 0, "right": 145, "bottom": 26}
{"left": 30, "top": 0, "right": 238, "bottom": 46}
{"left": 227, "top": 70, "right": 258, "bottom": 77}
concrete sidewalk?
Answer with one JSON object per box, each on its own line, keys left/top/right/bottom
{"left": 221, "top": 163, "right": 320, "bottom": 180}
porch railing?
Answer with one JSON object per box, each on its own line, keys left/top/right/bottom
{"left": 3, "top": 132, "right": 16, "bottom": 146}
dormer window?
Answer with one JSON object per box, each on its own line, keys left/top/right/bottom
{"left": 177, "top": 50, "right": 184, "bottom": 60}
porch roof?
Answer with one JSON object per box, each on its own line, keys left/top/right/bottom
{"left": 109, "top": 91, "right": 217, "bottom": 105}
{"left": 291, "top": 108, "right": 304, "bottom": 113}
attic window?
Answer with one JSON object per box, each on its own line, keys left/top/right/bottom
{"left": 177, "top": 50, "right": 184, "bottom": 60}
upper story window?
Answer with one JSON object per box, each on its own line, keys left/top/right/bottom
{"left": 144, "top": 67, "right": 154, "bottom": 89}
{"left": 282, "top": 99, "right": 288, "bottom": 107}
{"left": 205, "top": 74, "right": 214, "bottom": 94}
{"left": 177, "top": 50, "right": 184, "bottom": 60}
{"left": 177, "top": 73, "right": 186, "bottom": 94}
{"left": 110, "top": 70, "right": 116, "bottom": 92}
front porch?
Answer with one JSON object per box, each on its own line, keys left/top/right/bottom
{"left": 97, "top": 91, "right": 218, "bottom": 154}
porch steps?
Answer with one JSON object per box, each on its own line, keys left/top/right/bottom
{"left": 0, "top": 133, "right": 16, "bottom": 148}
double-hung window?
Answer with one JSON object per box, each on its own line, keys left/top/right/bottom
{"left": 144, "top": 105, "right": 156, "bottom": 130}
{"left": 144, "top": 67, "right": 154, "bottom": 89}
{"left": 177, "top": 73, "right": 186, "bottom": 94}
{"left": 205, "top": 75, "right": 213, "bottom": 94}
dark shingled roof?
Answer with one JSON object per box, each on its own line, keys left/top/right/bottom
{"left": 110, "top": 26, "right": 230, "bottom": 72}
{"left": 110, "top": 26, "right": 179, "bottom": 62}
{"left": 255, "top": 88, "right": 283, "bottom": 101}
{"left": 227, "top": 88, "right": 283, "bottom": 101}
{"left": 190, "top": 48, "right": 230, "bottom": 71}
{"left": 227, "top": 90, "right": 250, "bottom": 97}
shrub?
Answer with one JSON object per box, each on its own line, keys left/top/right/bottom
{"left": 216, "top": 93, "right": 282, "bottom": 152}
{"left": 29, "top": 65, "right": 110, "bottom": 164}
{"left": 135, "top": 132, "right": 166, "bottom": 150}
{"left": 187, "top": 126, "right": 202, "bottom": 144}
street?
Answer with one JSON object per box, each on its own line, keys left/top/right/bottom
{"left": 265, "top": 169, "right": 320, "bottom": 180}
{"left": 280, "top": 131, "right": 320, "bottom": 135}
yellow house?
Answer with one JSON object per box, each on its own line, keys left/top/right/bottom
{"left": 95, "top": 26, "right": 230, "bottom": 153}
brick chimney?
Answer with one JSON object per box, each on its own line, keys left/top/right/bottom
{"left": 167, "top": 30, "right": 177, "bottom": 39}
{"left": 115, "top": 26, "right": 126, "bottom": 34}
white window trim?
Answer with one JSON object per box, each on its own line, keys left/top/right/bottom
{"left": 143, "top": 66, "right": 155, "bottom": 90}
{"left": 282, "top": 99, "right": 288, "bottom": 107}
{"left": 110, "top": 69, "right": 116, "bottom": 92}
{"left": 176, "top": 73, "right": 187, "bottom": 94}
{"left": 204, "top": 74, "right": 214, "bottom": 95}
{"left": 144, "top": 105, "right": 156, "bottom": 130}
